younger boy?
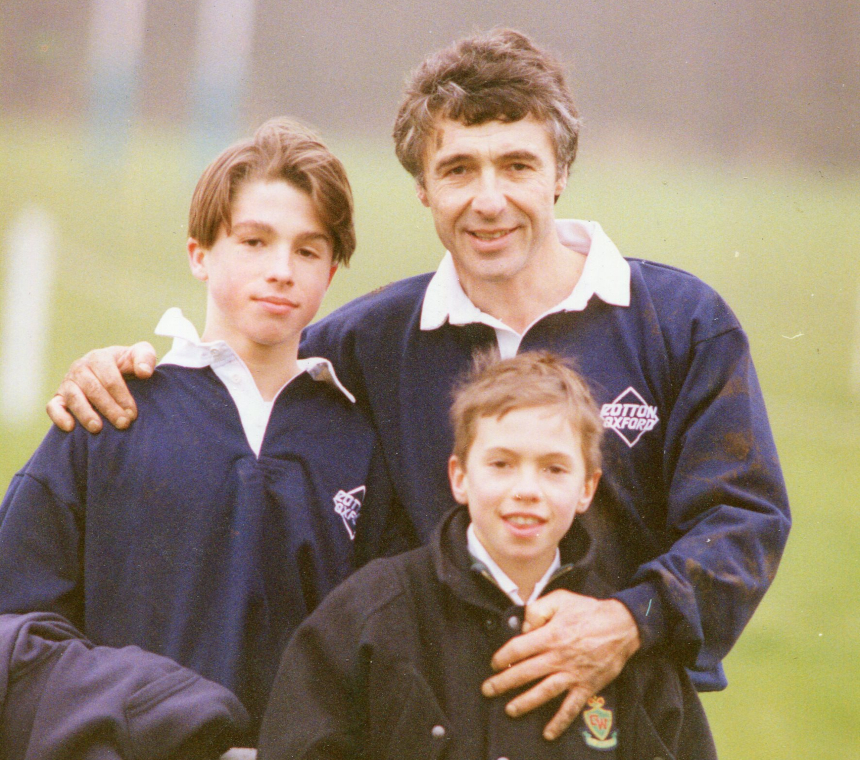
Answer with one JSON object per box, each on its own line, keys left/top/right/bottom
{"left": 258, "top": 352, "right": 717, "bottom": 760}
{"left": 0, "top": 119, "right": 399, "bottom": 751}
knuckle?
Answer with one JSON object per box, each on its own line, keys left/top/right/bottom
{"left": 68, "top": 358, "right": 86, "bottom": 378}
{"left": 544, "top": 673, "right": 569, "bottom": 697}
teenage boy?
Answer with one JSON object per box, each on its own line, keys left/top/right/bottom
{"left": 0, "top": 118, "right": 399, "bottom": 750}
{"left": 257, "top": 352, "right": 717, "bottom": 760}
{"left": 45, "top": 29, "right": 790, "bottom": 739}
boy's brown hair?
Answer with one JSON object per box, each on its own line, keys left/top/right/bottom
{"left": 392, "top": 28, "right": 581, "bottom": 184}
{"left": 450, "top": 351, "right": 603, "bottom": 477}
{"left": 188, "top": 117, "right": 356, "bottom": 265}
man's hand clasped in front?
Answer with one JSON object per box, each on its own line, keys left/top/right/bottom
{"left": 483, "top": 590, "right": 641, "bottom": 740}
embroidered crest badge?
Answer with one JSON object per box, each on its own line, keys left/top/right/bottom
{"left": 600, "top": 386, "right": 660, "bottom": 448}
{"left": 333, "top": 485, "right": 365, "bottom": 539}
{"left": 582, "top": 695, "right": 618, "bottom": 750}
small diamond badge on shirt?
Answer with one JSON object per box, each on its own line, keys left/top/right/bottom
{"left": 333, "top": 486, "right": 366, "bottom": 539}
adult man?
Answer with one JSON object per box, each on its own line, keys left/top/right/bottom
{"left": 48, "top": 29, "right": 790, "bottom": 742}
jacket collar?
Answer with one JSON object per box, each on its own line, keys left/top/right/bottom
{"left": 431, "top": 505, "right": 614, "bottom": 611}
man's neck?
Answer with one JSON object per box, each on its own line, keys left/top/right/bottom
{"left": 459, "top": 239, "right": 586, "bottom": 334}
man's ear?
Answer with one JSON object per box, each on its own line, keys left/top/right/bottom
{"left": 448, "top": 455, "right": 468, "bottom": 505}
{"left": 416, "top": 180, "right": 430, "bottom": 208}
{"left": 327, "top": 265, "right": 338, "bottom": 287}
{"left": 187, "top": 238, "right": 208, "bottom": 282}
{"left": 553, "top": 166, "right": 569, "bottom": 203}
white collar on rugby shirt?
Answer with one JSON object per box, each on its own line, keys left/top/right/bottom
{"left": 155, "top": 307, "right": 354, "bottom": 456}
{"left": 420, "top": 220, "right": 631, "bottom": 358}
{"left": 467, "top": 523, "right": 561, "bottom": 606}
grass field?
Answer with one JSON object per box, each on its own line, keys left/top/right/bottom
{"left": 1, "top": 119, "right": 858, "bottom": 758}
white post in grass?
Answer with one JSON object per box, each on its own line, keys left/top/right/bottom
{"left": 0, "top": 207, "right": 57, "bottom": 425}
{"left": 190, "top": 0, "right": 257, "bottom": 161}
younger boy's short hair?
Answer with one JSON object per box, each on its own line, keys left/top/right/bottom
{"left": 188, "top": 117, "right": 356, "bottom": 265}
{"left": 450, "top": 351, "right": 603, "bottom": 477}
{"left": 392, "top": 28, "right": 581, "bottom": 184}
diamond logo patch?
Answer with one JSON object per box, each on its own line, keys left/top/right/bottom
{"left": 600, "top": 387, "right": 660, "bottom": 448}
{"left": 333, "top": 485, "right": 365, "bottom": 540}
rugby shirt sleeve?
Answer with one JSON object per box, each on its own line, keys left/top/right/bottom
{"left": 0, "top": 428, "right": 87, "bottom": 626}
{"left": 613, "top": 324, "right": 790, "bottom": 683}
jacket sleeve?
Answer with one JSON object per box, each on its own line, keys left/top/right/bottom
{"left": 0, "top": 612, "right": 249, "bottom": 760}
{"left": 613, "top": 323, "right": 790, "bottom": 687}
{"left": 0, "top": 428, "right": 88, "bottom": 624}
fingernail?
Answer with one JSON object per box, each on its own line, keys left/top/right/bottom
{"left": 544, "top": 729, "right": 557, "bottom": 741}
{"left": 506, "top": 704, "right": 519, "bottom": 718}
{"left": 124, "top": 408, "right": 136, "bottom": 420}
{"left": 140, "top": 363, "right": 153, "bottom": 374}
{"left": 116, "top": 416, "right": 129, "bottom": 429}
{"left": 481, "top": 683, "right": 494, "bottom": 697}
{"left": 87, "top": 421, "right": 100, "bottom": 433}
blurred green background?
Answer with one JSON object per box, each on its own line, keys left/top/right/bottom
{"left": 2, "top": 2, "right": 859, "bottom": 757}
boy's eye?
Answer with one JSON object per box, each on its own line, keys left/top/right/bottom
{"left": 545, "top": 464, "right": 568, "bottom": 475}
{"left": 242, "top": 237, "right": 264, "bottom": 248}
{"left": 510, "top": 162, "right": 530, "bottom": 171}
{"left": 489, "top": 460, "right": 510, "bottom": 469}
{"left": 297, "top": 248, "right": 320, "bottom": 259}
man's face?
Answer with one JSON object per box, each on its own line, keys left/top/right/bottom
{"left": 417, "top": 116, "right": 567, "bottom": 293}
{"left": 448, "top": 405, "right": 599, "bottom": 585}
{"left": 188, "top": 180, "right": 337, "bottom": 362}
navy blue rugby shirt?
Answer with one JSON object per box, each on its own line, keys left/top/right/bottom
{"left": 0, "top": 317, "right": 398, "bottom": 739}
{"left": 299, "top": 219, "right": 791, "bottom": 691}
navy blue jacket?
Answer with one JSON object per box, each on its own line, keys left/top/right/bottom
{"left": 0, "top": 365, "right": 399, "bottom": 740}
{"left": 0, "top": 612, "right": 249, "bottom": 760}
{"left": 300, "top": 261, "right": 791, "bottom": 690}
{"left": 259, "top": 505, "right": 718, "bottom": 760}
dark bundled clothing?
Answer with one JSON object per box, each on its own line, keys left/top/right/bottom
{"left": 0, "top": 365, "right": 399, "bottom": 741}
{"left": 300, "top": 259, "right": 791, "bottom": 690}
{"left": 258, "top": 506, "right": 717, "bottom": 760}
{"left": 0, "top": 612, "right": 249, "bottom": 760}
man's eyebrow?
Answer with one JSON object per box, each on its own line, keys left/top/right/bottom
{"left": 499, "top": 149, "right": 544, "bottom": 165}
{"left": 432, "top": 153, "right": 474, "bottom": 174}
{"left": 433, "top": 149, "right": 546, "bottom": 174}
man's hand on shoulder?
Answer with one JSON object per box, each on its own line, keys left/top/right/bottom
{"left": 47, "top": 342, "right": 158, "bottom": 433}
{"left": 482, "top": 591, "right": 640, "bottom": 741}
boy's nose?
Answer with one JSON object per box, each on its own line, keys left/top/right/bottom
{"left": 511, "top": 468, "right": 540, "bottom": 501}
{"left": 267, "top": 249, "right": 294, "bottom": 281}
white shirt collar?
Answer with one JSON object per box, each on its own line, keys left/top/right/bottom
{"left": 467, "top": 523, "right": 561, "bottom": 606}
{"left": 154, "top": 307, "right": 354, "bottom": 455}
{"left": 420, "top": 220, "right": 631, "bottom": 341}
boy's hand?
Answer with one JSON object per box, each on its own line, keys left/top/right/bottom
{"left": 481, "top": 590, "right": 640, "bottom": 741}
{"left": 47, "top": 343, "right": 158, "bottom": 433}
